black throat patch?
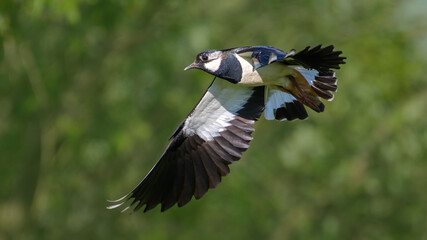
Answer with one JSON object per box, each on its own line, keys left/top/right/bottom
{"left": 217, "top": 54, "right": 242, "bottom": 84}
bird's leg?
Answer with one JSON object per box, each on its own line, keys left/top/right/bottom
{"left": 283, "top": 75, "right": 321, "bottom": 112}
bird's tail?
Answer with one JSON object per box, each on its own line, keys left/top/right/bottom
{"left": 263, "top": 67, "right": 338, "bottom": 121}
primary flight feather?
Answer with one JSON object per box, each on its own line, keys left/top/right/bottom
{"left": 108, "top": 45, "right": 346, "bottom": 213}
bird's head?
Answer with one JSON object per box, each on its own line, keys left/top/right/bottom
{"left": 184, "top": 49, "right": 224, "bottom": 73}
{"left": 184, "top": 48, "right": 241, "bottom": 84}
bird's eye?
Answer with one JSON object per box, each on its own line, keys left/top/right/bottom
{"left": 202, "top": 55, "right": 209, "bottom": 61}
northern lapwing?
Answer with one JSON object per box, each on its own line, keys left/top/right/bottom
{"left": 108, "top": 45, "right": 346, "bottom": 212}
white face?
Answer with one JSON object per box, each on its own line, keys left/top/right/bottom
{"left": 203, "top": 57, "right": 222, "bottom": 72}
{"left": 197, "top": 50, "right": 222, "bottom": 73}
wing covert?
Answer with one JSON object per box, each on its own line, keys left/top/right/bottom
{"left": 236, "top": 46, "right": 294, "bottom": 70}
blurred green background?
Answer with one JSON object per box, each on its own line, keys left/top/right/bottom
{"left": 1, "top": 0, "right": 427, "bottom": 239}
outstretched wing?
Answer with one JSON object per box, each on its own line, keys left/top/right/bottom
{"left": 108, "top": 79, "right": 265, "bottom": 212}
{"left": 264, "top": 89, "right": 308, "bottom": 121}
{"left": 235, "top": 45, "right": 346, "bottom": 72}
{"left": 283, "top": 45, "right": 346, "bottom": 72}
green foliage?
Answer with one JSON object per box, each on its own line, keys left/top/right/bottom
{"left": 1, "top": 0, "right": 426, "bottom": 239}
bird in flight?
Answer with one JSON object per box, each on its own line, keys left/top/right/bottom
{"left": 108, "top": 45, "right": 346, "bottom": 213}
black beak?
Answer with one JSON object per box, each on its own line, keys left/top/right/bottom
{"left": 184, "top": 62, "right": 198, "bottom": 71}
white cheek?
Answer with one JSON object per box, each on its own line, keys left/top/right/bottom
{"left": 204, "top": 58, "right": 221, "bottom": 72}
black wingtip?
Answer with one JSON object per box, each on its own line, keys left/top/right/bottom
{"left": 274, "top": 101, "right": 308, "bottom": 121}
{"left": 290, "top": 45, "right": 346, "bottom": 72}
{"left": 318, "top": 102, "right": 325, "bottom": 112}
